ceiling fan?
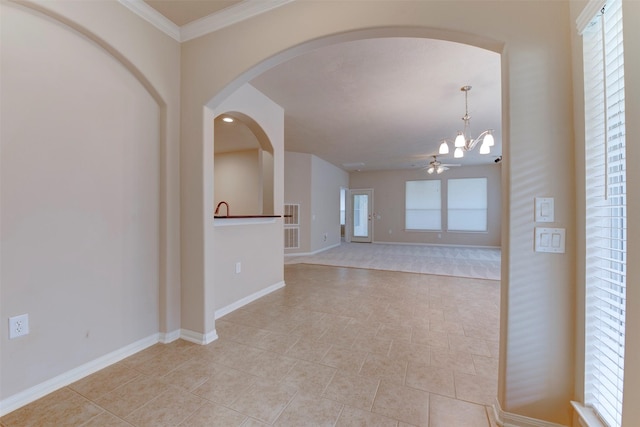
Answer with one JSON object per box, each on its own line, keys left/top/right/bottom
{"left": 424, "top": 156, "right": 460, "bottom": 174}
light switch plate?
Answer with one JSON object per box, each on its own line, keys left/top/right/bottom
{"left": 535, "top": 197, "right": 554, "bottom": 222}
{"left": 535, "top": 227, "right": 565, "bottom": 253}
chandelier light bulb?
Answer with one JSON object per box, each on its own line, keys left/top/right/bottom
{"left": 483, "top": 132, "right": 495, "bottom": 147}
{"left": 439, "top": 141, "right": 449, "bottom": 155}
{"left": 479, "top": 141, "right": 490, "bottom": 155}
{"left": 454, "top": 147, "right": 464, "bottom": 158}
{"left": 436, "top": 166, "right": 444, "bottom": 174}
{"left": 427, "top": 167, "right": 435, "bottom": 174}
{"left": 454, "top": 132, "right": 466, "bottom": 148}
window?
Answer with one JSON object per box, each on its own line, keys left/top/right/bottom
{"left": 447, "top": 178, "right": 487, "bottom": 232}
{"left": 580, "top": 1, "right": 627, "bottom": 426}
{"left": 405, "top": 180, "right": 441, "bottom": 230}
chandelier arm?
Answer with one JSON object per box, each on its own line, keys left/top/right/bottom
{"left": 465, "top": 129, "right": 493, "bottom": 150}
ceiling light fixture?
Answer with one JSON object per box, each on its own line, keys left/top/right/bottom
{"left": 425, "top": 156, "right": 459, "bottom": 174}
{"left": 222, "top": 117, "right": 234, "bottom": 123}
{"left": 439, "top": 85, "right": 494, "bottom": 159}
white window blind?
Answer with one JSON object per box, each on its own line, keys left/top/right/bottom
{"left": 447, "top": 178, "right": 487, "bottom": 232}
{"left": 582, "top": 1, "right": 626, "bottom": 426}
{"left": 405, "top": 180, "right": 441, "bottom": 230}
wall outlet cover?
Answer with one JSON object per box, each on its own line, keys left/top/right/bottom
{"left": 9, "top": 314, "right": 29, "bottom": 339}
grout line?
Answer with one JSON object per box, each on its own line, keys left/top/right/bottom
{"left": 368, "top": 379, "right": 382, "bottom": 412}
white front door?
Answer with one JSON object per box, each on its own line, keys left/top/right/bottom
{"left": 350, "top": 189, "right": 373, "bottom": 243}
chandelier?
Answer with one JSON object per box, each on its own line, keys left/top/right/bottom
{"left": 438, "top": 85, "right": 494, "bottom": 159}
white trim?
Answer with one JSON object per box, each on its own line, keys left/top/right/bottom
{"left": 180, "top": 328, "right": 219, "bottom": 345}
{"left": 181, "top": 0, "right": 296, "bottom": 42}
{"left": 372, "top": 241, "right": 501, "bottom": 250}
{"left": 570, "top": 402, "right": 607, "bottom": 427}
{"left": 493, "top": 399, "right": 568, "bottom": 427}
{"left": 214, "top": 217, "right": 277, "bottom": 227}
{"left": 576, "top": 0, "right": 606, "bottom": 34}
{"left": 158, "top": 329, "right": 181, "bottom": 344}
{"left": 117, "top": 0, "right": 181, "bottom": 41}
{"left": 0, "top": 334, "right": 158, "bottom": 416}
{"left": 284, "top": 242, "right": 341, "bottom": 257}
{"left": 214, "top": 281, "right": 285, "bottom": 319}
{"left": 119, "top": 0, "right": 295, "bottom": 43}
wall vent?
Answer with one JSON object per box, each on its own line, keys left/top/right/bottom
{"left": 284, "top": 227, "right": 299, "bottom": 249}
{"left": 284, "top": 203, "right": 299, "bottom": 225}
{"left": 284, "top": 203, "right": 300, "bottom": 249}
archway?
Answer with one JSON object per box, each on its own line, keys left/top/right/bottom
{"left": 199, "top": 28, "right": 506, "bottom": 347}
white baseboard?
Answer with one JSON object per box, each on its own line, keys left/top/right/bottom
{"left": 373, "top": 241, "right": 501, "bottom": 250}
{"left": 214, "top": 281, "right": 286, "bottom": 319}
{"left": 493, "top": 398, "right": 568, "bottom": 427}
{"left": 159, "top": 329, "right": 181, "bottom": 344}
{"left": 0, "top": 333, "right": 159, "bottom": 416}
{"left": 284, "top": 243, "right": 341, "bottom": 257}
{"left": 180, "top": 328, "right": 218, "bottom": 345}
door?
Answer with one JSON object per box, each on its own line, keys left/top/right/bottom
{"left": 350, "top": 189, "right": 373, "bottom": 243}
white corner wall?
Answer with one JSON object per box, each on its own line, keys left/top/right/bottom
{"left": 310, "top": 155, "right": 349, "bottom": 252}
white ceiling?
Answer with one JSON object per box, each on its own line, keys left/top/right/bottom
{"left": 251, "top": 37, "right": 502, "bottom": 171}
{"left": 143, "top": 2, "right": 502, "bottom": 172}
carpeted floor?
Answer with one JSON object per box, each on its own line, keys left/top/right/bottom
{"left": 285, "top": 242, "right": 501, "bottom": 280}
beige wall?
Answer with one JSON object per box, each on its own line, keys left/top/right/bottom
{"left": 284, "top": 152, "right": 313, "bottom": 253}
{"left": 569, "top": 1, "right": 640, "bottom": 425}
{"left": 180, "top": 1, "right": 577, "bottom": 424}
{"left": 0, "top": 0, "right": 180, "bottom": 402}
{"left": 214, "top": 150, "right": 262, "bottom": 216}
{"left": 284, "top": 153, "right": 348, "bottom": 254}
{"left": 349, "top": 165, "right": 501, "bottom": 247}
{"left": 310, "top": 155, "right": 349, "bottom": 252}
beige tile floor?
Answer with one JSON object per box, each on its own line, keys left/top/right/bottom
{"left": 1, "top": 264, "right": 501, "bottom": 427}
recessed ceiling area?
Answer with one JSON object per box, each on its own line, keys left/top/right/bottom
{"left": 144, "top": 0, "right": 242, "bottom": 26}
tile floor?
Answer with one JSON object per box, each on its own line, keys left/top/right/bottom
{"left": 1, "top": 264, "right": 501, "bottom": 426}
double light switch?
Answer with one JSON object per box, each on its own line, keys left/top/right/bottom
{"left": 534, "top": 197, "right": 565, "bottom": 253}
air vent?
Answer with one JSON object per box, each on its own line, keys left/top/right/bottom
{"left": 284, "top": 203, "right": 299, "bottom": 225}
{"left": 284, "top": 203, "right": 300, "bottom": 249}
{"left": 284, "top": 227, "right": 299, "bottom": 249}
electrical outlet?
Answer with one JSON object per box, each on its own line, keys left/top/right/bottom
{"left": 9, "top": 314, "right": 29, "bottom": 339}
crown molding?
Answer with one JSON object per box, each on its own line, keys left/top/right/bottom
{"left": 118, "top": 0, "right": 181, "bottom": 41}
{"left": 181, "top": 0, "right": 296, "bottom": 42}
{"left": 119, "top": 0, "right": 295, "bottom": 43}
